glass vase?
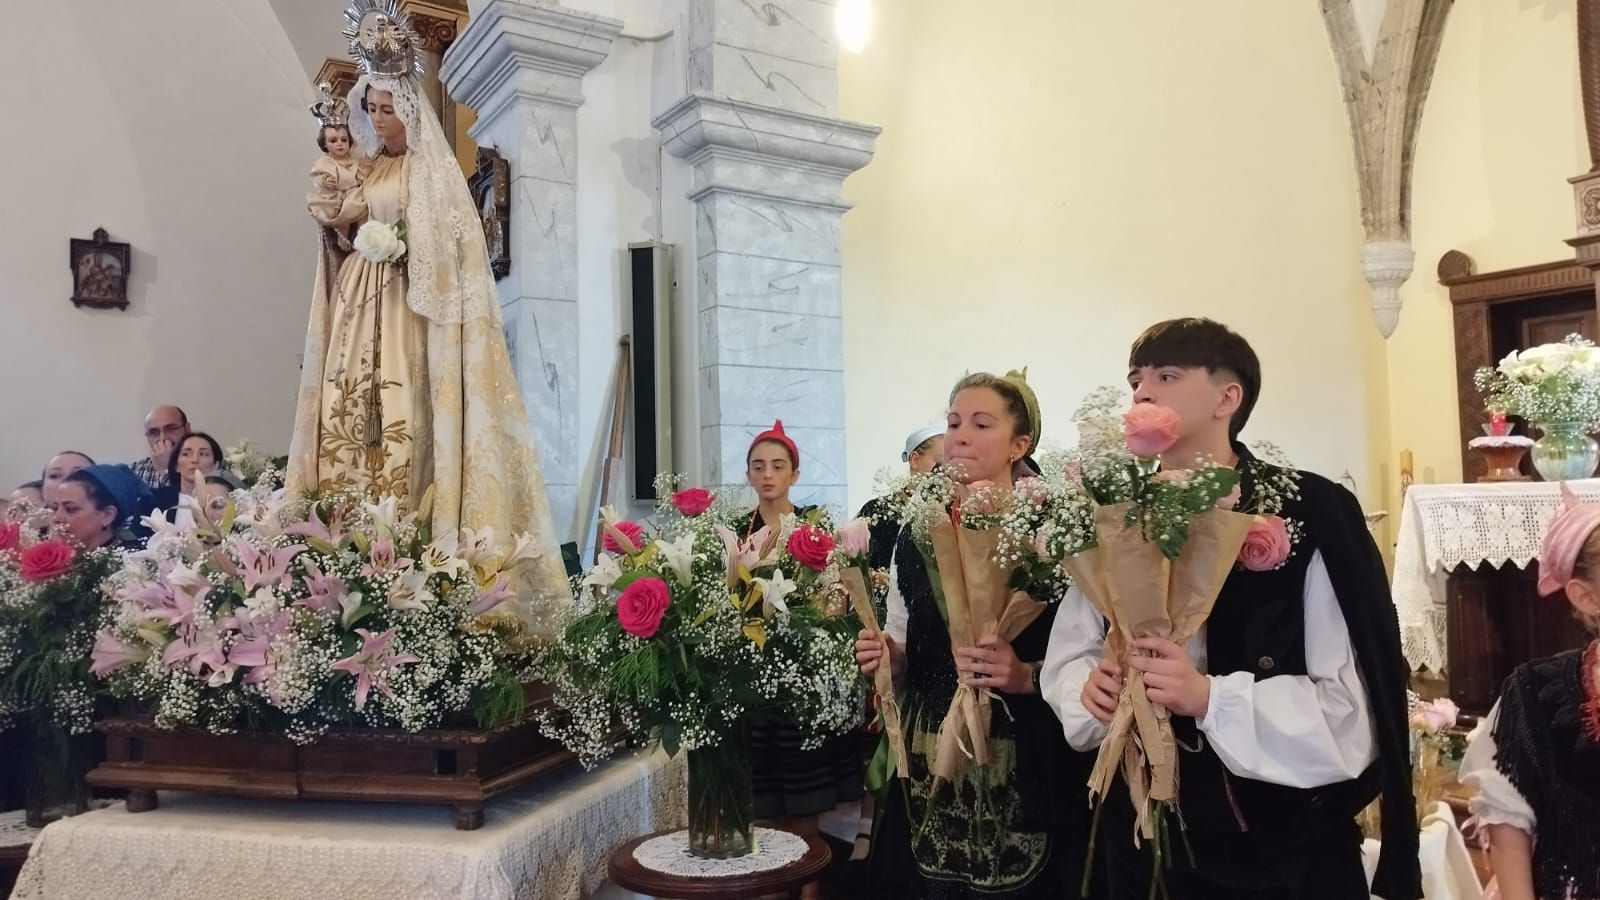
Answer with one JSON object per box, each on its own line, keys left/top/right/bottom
{"left": 685, "top": 723, "right": 755, "bottom": 859}
{"left": 1412, "top": 739, "right": 1443, "bottom": 822}
{"left": 1531, "top": 421, "right": 1600, "bottom": 482}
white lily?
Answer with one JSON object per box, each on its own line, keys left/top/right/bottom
{"left": 419, "top": 530, "right": 469, "bottom": 579}
{"left": 582, "top": 553, "right": 624, "bottom": 593}
{"left": 460, "top": 526, "right": 499, "bottom": 570}
{"left": 387, "top": 569, "right": 433, "bottom": 611}
{"left": 364, "top": 496, "right": 401, "bottom": 538}
{"left": 658, "top": 534, "right": 700, "bottom": 586}
{"left": 752, "top": 568, "right": 796, "bottom": 619}
{"left": 503, "top": 533, "right": 543, "bottom": 567}
{"left": 338, "top": 590, "right": 366, "bottom": 629}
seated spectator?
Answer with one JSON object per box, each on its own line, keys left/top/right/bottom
{"left": 47, "top": 465, "right": 152, "bottom": 550}
{"left": 129, "top": 404, "right": 191, "bottom": 491}
{"left": 42, "top": 451, "right": 95, "bottom": 490}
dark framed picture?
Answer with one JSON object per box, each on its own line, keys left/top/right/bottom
{"left": 469, "top": 147, "right": 511, "bottom": 280}
{"left": 70, "top": 227, "right": 131, "bottom": 310}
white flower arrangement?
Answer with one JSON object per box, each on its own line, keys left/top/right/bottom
{"left": 1475, "top": 334, "right": 1600, "bottom": 428}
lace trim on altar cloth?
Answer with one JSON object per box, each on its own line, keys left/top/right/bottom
{"left": 1393, "top": 479, "right": 1600, "bottom": 674}
{"left": 632, "top": 827, "right": 808, "bottom": 877}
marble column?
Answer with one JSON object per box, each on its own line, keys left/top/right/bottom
{"left": 441, "top": 0, "right": 622, "bottom": 535}
{"left": 655, "top": 0, "right": 879, "bottom": 512}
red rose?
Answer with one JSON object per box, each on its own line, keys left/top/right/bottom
{"left": 1238, "top": 515, "right": 1292, "bottom": 572}
{"left": 617, "top": 577, "right": 671, "bottom": 639}
{"left": 787, "top": 523, "right": 835, "bottom": 572}
{"left": 20, "top": 540, "right": 76, "bottom": 583}
{"left": 672, "top": 488, "right": 714, "bottom": 517}
{"left": 0, "top": 521, "right": 19, "bottom": 552}
{"left": 602, "top": 520, "right": 645, "bottom": 555}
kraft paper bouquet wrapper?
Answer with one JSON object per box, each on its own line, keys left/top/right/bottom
{"left": 925, "top": 515, "right": 1048, "bottom": 784}
{"left": 1059, "top": 503, "right": 1253, "bottom": 840}
{"left": 842, "top": 566, "right": 910, "bottom": 780}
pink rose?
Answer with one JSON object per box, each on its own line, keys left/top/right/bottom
{"left": 672, "top": 488, "right": 715, "bottom": 517}
{"left": 787, "top": 523, "right": 836, "bottom": 572}
{"left": 1123, "top": 404, "right": 1182, "bottom": 458}
{"left": 1238, "top": 515, "right": 1291, "bottom": 572}
{"left": 0, "top": 521, "right": 19, "bottom": 552}
{"left": 20, "top": 540, "right": 75, "bottom": 583}
{"left": 837, "top": 517, "right": 871, "bottom": 558}
{"left": 1033, "top": 522, "right": 1055, "bottom": 559}
{"left": 1410, "top": 698, "right": 1459, "bottom": 733}
{"left": 617, "top": 577, "right": 671, "bottom": 639}
{"left": 602, "top": 520, "right": 645, "bottom": 555}
{"left": 961, "top": 481, "right": 1000, "bottom": 516}
{"left": 1216, "top": 484, "right": 1242, "bottom": 511}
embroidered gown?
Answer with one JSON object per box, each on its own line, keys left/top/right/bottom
{"left": 289, "top": 150, "right": 569, "bottom": 603}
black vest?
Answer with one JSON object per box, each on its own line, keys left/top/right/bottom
{"left": 1492, "top": 643, "right": 1600, "bottom": 900}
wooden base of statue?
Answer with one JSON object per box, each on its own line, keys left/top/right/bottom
{"left": 607, "top": 829, "right": 831, "bottom": 899}
{"left": 85, "top": 691, "right": 575, "bottom": 830}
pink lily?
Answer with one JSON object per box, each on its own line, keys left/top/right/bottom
{"left": 162, "top": 626, "right": 222, "bottom": 677}
{"left": 232, "top": 537, "right": 307, "bottom": 593}
{"left": 90, "top": 630, "right": 149, "bottom": 677}
{"left": 329, "top": 627, "right": 422, "bottom": 712}
{"left": 283, "top": 504, "right": 347, "bottom": 546}
{"left": 299, "top": 562, "right": 349, "bottom": 615}
{"left": 469, "top": 575, "right": 518, "bottom": 616}
{"left": 124, "top": 579, "right": 174, "bottom": 614}
{"left": 713, "top": 523, "right": 742, "bottom": 587}
{"left": 361, "top": 538, "right": 411, "bottom": 578}
{"left": 147, "top": 579, "right": 210, "bottom": 642}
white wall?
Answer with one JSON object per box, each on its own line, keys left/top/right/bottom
{"left": 0, "top": 0, "right": 314, "bottom": 489}
{"left": 837, "top": 0, "right": 1384, "bottom": 513}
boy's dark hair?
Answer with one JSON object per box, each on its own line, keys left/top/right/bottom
{"left": 1129, "top": 317, "right": 1260, "bottom": 440}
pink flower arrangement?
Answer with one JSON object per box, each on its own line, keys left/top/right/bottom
{"left": 787, "top": 523, "right": 836, "bottom": 572}
{"left": 1123, "top": 404, "right": 1182, "bottom": 458}
{"left": 1238, "top": 515, "right": 1292, "bottom": 572}
{"left": 961, "top": 480, "right": 1002, "bottom": 516}
{"left": 19, "top": 540, "right": 75, "bottom": 583}
{"left": 617, "top": 577, "right": 671, "bottom": 639}
{"left": 1410, "top": 697, "right": 1459, "bottom": 733}
{"left": 672, "top": 488, "right": 714, "bottom": 517}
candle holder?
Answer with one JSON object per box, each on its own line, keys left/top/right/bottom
{"left": 1468, "top": 433, "right": 1533, "bottom": 482}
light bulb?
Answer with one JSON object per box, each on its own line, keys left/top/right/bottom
{"left": 836, "top": 0, "right": 871, "bottom": 54}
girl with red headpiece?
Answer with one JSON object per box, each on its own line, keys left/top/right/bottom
{"left": 1460, "top": 484, "right": 1600, "bottom": 900}
{"left": 735, "top": 421, "right": 864, "bottom": 860}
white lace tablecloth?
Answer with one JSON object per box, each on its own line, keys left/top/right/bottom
{"left": 1392, "top": 479, "right": 1600, "bottom": 673}
{"left": 10, "top": 750, "right": 685, "bottom": 900}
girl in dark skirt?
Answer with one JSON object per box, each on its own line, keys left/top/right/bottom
{"left": 735, "top": 421, "right": 864, "bottom": 842}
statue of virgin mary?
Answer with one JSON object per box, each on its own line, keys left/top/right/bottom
{"left": 287, "top": 0, "right": 569, "bottom": 602}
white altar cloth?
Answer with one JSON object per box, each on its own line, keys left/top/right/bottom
{"left": 10, "top": 750, "right": 684, "bottom": 900}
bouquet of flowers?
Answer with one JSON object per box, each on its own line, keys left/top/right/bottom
{"left": 1408, "top": 694, "right": 1462, "bottom": 821}
{"left": 92, "top": 483, "right": 552, "bottom": 744}
{"left": 538, "top": 487, "right": 862, "bottom": 763}
{"left": 1038, "top": 402, "right": 1260, "bottom": 850}
{"left": 880, "top": 468, "right": 1069, "bottom": 785}
{"left": 1473, "top": 334, "right": 1600, "bottom": 428}
{"left": 536, "top": 483, "right": 863, "bottom": 855}
{"left": 0, "top": 519, "right": 124, "bottom": 821}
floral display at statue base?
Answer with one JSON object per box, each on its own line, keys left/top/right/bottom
{"left": 537, "top": 481, "right": 864, "bottom": 859}
{"left": 83, "top": 477, "right": 575, "bottom": 823}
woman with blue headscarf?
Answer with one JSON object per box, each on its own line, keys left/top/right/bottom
{"left": 48, "top": 464, "right": 153, "bottom": 550}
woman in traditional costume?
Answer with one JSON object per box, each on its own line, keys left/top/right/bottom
{"left": 1461, "top": 486, "right": 1600, "bottom": 900}
{"left": 731, "top": 421, "right": 865, "bottom": 853}
{"left": 856, "top": 372, "right": 1090, "bottom": 899}
{"left": 287, "top": 0, "right": 566, "bottom": 602}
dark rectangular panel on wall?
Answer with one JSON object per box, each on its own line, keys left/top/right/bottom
{"left": 626, "top": 243, "right": 674, "bottom": 502}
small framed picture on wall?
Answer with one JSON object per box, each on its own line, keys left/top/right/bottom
{"left": 70, "top": 227, "right": 131, "bottom": 311}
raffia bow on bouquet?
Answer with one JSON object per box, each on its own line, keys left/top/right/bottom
{"left": 1059, "top": 503, "right": 1253, "bottom": 841}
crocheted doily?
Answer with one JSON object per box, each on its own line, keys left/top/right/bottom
{"left": 632, "top": 827, "right": 807, "bottom": 877}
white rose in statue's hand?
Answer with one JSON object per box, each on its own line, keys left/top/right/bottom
{"left": 354, "top": 220, "right": 406, "bottom": 264}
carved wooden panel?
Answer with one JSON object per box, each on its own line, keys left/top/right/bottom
{"left": 1446, "top": 563, "right": 1592, "bottom": 713}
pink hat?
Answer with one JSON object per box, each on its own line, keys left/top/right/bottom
{"left": 1537, "top": 484, "right": 1600, "bottom": 596}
